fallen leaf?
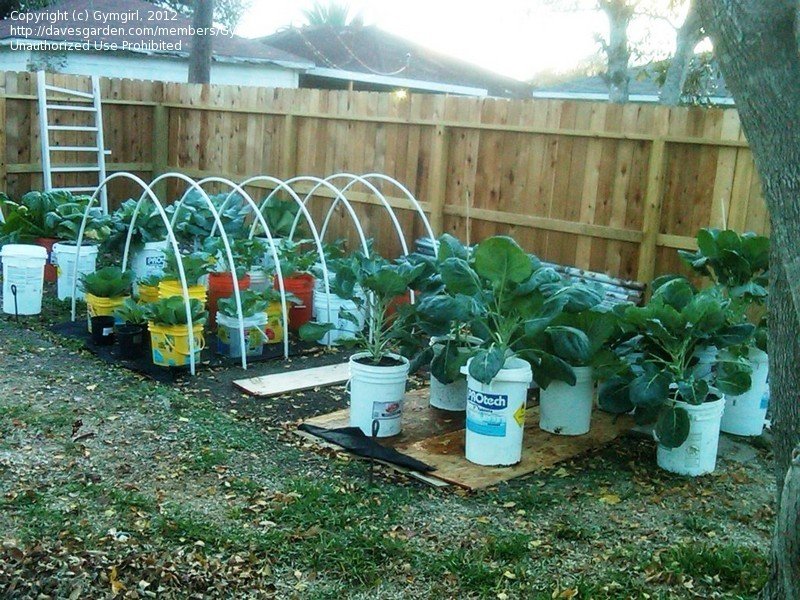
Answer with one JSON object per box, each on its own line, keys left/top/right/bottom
{"left": 599, "top": 493, "right": 622, "bottom": 505}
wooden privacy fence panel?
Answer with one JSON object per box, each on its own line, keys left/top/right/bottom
{"left": 0, "top": 70, "right": 767, "bottom": 282}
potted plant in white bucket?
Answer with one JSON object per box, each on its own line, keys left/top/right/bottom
{"left": 216, "top": 290, "right": 271, "bottom": 359}
{"left": 300, "top": 251, "right": 425, "bottom": 438}
{"left": 679, "top": 228, "right": 770, "bottom": 437}
{"left": 434, "top": 236, "right": 601, "bottom": 466}
{"left": 599, "top": 277, "right": 755, "bottom": 476}
{"left": 107, "top": 198, "right": 169, "bottom": 281}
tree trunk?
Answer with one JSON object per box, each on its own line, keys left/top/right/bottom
{"left": 659, "top": 0, "right": 702, "bottom": 105}
{"left": 600, "top": 0, "right": 633, "bottom": 103}
{"left": 188, "top": 0, "right": 214, "bottom": 84}
{"left": 764, "top": 446, "right": 800, "bottom": 599}
{"left": 698, "top": 2, "right": 800, "bottom": 598}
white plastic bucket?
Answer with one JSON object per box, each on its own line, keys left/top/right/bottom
{"left": 721, "top": 348, "right": 769, "bottom": 436}
{"left": 313, "top": 289, "right": 364, "bottom": 345}
{"left": 216, "top": 312, "right": 269, "bottom": 358}
{"left": 538, "top": 366, "right": 594, "bottom": 435}
{"left": 462, "top": 356, "right": 533, "bottom": 466}
{"left": 131, "top": 241, "right": 168, "bottom": 280}
{"left": 53, "top": 242, "right": 98, "bottom": 301}
{"left": 1, "top": 244, "right": 47, "bottom": 315}
{"left": 656, "top": 398, "right": 725, "bottom": 476}
{"left": 349, "top": 352, "right": 409, "bottom": 437}
{"left": 428, "top": 335, "right": 482, "bottom": 411}
{"left": 247, "top": 269, "right": 270, "bottom": 293}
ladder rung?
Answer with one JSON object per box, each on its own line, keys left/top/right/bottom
{"left": 51, "top": 166, "right": 101, "bottom": 173}
{"left": 47, "top": 125, "right": 98, "bottom": 132}
{"left": 50, "top": 146, "right": 100, "bottom": 152}
{"left": 47, "top": 104, "right": 97, "bottom": 112}
{"left": 45, "top": 84, "right": 94, "bottom": 99}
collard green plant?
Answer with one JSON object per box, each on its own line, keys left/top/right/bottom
{"left": 253, "top": 195, "right": 306, "bottom": 239}
{"left": 144, "top": 296, "right": 207, "bottom": 327}
{"left": 299, "top": 252, "right": 426, "bottom": 362}
{"left": 217, "top": 290, "right": 270, "bottom": 319}
{"left": 79, "top": 266, "right": 134, "bottom": 298}
{"left": 598, "top": 277, "right": 754, "bottom": 448}
{"left": 114, "top": 298, "right": 148, "bottom": 325}
{"left": 45, "top": 201, "right": 111, "bottom": 242}
{"left": 163, "top": 251, "right": 214, "bottom": 285}
{"left": 0, "top": 190, "right": 95, "bottom": 243}
{"left": 429, "top": 236, "right": 605, "bottom": 387}
{"left": 167, "top": 189, "right": 248, "bottom": 242}
{"left": 138, "top": 274, "right": 163, "bottom": 288}
{"left": 275, "top": 239, "right": 318, "bottom": 277}
{"left": 106, "top": 198, "right": 168, "bottom": 252}
{"left": 203, "top": 237, "right": 266, "bottom": 277}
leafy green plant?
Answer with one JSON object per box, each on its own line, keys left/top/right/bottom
{"left": 114, "top": 298, "right": 148, "bottom": 325}
{"left": 0, "top": 190, "right": 92, "bottom": 243}
{"left": 45, "top": 201, "right": 111, "bottom": 242}
{"left": 163, "top": 252, "right": 214, "bottom": 285}
{"left": 138, "top": 274, "right": 162, "bottom": 287}
{"left": 203, "top": 238, "right": 266, "bottom": 277}
{"left": 79, "top": 266, "right": 134, "bottom": 298}
{"left": 217, "top": 290, "right": 270, "bottom": 319}
{"left": 299, "top": 252, "right": 426, "bottom": 362}
{"left": 167, "top": 190, "right": 248, "bottom": 242}
{"left": 253, "top": 195, "right": 305, "bottom": 239}
{"left": 275, "top": 239, "right": 318, "bottom": 277}
{"left": 144, "top": 296, "right": 207, "bottom": 327}
{"left": 429, "top": 236, "right": 605, "bottom": 387}
{"left": 598, "top": 277, "right": 754, "bottom": 448}
{"left": 106, "top": 198, "right": 168, "bottom": 252}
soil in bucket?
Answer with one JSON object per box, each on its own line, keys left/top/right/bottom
{"left": 207, "top": 272, "right": 251, "bottom": 330}
{"left": 91, "top": 316, "right": 116, "bottom": 346}
{"left": 275, "top": 273, "right": 315, "bottom": 332}
{"left": 116, "top": 323, "right": 146, "bottom": 359}
{"left": 35, "top": 237, "right": 59, "bottom": 283}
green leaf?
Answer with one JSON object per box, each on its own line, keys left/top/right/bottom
{"left": 547, "top": 325, "right": 590, "bottom": 365}
{"left": 473, "top": 236, "right": 533, "bottom": 286}
{"left": 716, "top": 358, "right": 753, "bottom": 396}
{"left": 549, "top": 284, "right": 604, "bottom": 312}
{"left": 437, "top": 233, "right": 469, "bottom": 261}
{"left": 431, "top": 339, "right": 474, "bottom": 384}
{"left": 363, "top": 269, "right": 408, "bottom": 298}
{"left": 676, "top": 378, "right": 709, "bottom": 405}
{"left": 713, "top": 323, "right": 755, "bottom": 347}
{"left": 598, "top": 377, "right": 633, "bottom": 414}
{"left": 654, "top": 277, "right": 694, "bottom": 311}
{"left": 531, "top": 352, "right": 576, "bottom": 388}
{"left": 298, "top": 321, "right": 335, "bottom": 342}
{"left": 468, "top": 347, "right": 505, "bottom": 384}
{"left": 696, "top": 228, "right": 719, "bottom": 258}
{"left": 655, "top": 406, "right": 690, "bottom": 449}
{"left": 629, "top": 370, "right": 671, "bottom": 407}
{"left": 439, "top": 258, "right": 481, "bottom": 296}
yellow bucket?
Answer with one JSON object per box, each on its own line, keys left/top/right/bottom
{"left": 86, "top": 293, "right": 128, "bottom": 333}
{"left": 148, "top": 322, "right": 206, "bottom": 367}
{"left": 261, "top": 301, "right": 286, "bottom": 345}
{"left": 158, "top": 279, "right": 207, "bottom": 303}
{"left": 138, "top": 283, "right": 160, "bottom": 304}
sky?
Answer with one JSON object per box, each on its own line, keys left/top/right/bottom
{"left": 236, "top": 0, "right": 685, "bottom": 82}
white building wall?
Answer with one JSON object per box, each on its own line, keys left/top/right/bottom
{"left": 0, "top": 48, "right": 300, "bottom": 88}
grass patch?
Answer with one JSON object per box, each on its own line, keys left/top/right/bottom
{"left": 661, "top": 543, "right": 768, "bottom": 595}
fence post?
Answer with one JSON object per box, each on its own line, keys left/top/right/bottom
{"left": 150, "top": 101, "right": 169, "bottom": 200}
{"left": 427, "top": 124, "right": 448, "bottom": 234}
{"left": 636, "top": 136, "right": 667, "bottom": 284}
{"left": 280, "top": 114, "right": 296, "bottom": 180}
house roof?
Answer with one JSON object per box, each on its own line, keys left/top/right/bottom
{"left": 0, "top": 0, "right": 314, "bottom": 69}
{"left": 532, "top": 62, "right": 733, "bottom": 105}
{"left": 257, "top": 25, "right": 531, "bottom": 98}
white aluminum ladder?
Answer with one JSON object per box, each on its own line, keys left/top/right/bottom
{"left": 37, "top": 71, "right": 110, "bottom": 214}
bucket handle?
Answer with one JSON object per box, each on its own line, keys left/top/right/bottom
{"left": 165, "top": 333, "right": 206, "bottom": 355}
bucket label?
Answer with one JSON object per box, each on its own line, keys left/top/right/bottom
{"left": 466, "top": 389, "right": 508, "bottom": 437}
{"left": 145, "top": 256, "right": 165, "bottom": 267}
{"left": 372, "top": 401, "right": 402, "bottom": 421}
{"left": 759, "top": 392, "right": 770, "bottom": 410}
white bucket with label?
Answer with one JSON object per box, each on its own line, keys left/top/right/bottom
{"left": 656, "top": 397, "right": 725, "bottom": 476}
{"left": 1, "top": 244, "right": 47, "bottom": 315}
{"left": 216, "top": 312, "right": 269, "bottom": 358}
{"left": 313, "top": 289, "right": 364, "bottom": 345}
{"left": 131, "top": 241, "right": 168, "bottom": 280}
{"left": 349, "top": 352, "right": 409, "bottom": 437}
{"left": 721, "top": 348, "right": 769, "bottom": 437}
{"left": 53, "top": 242, "right": 98, "bottom": 301}
{"left": 462, "top": 356, "right": 533, "bottom": 466}
{"left": 538, "top": 366, "right": 594, "bottom": 435}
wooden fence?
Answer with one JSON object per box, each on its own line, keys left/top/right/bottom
{"left": 0, "top": 70, "right": 768, "bottom": 283}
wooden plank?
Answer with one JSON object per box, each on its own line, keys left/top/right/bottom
{"left": 636, "top": 137, "right": 668, "bottom": 282}
{"left": 301, "top": 388, "right": 633, "bottom": 490}
{"left": 151, "top": 100, "right": 168, "bottom": 199}
{"left": 234, "top": 362, "right": 350, "bottom": 396}
{"left": 427, "top": 124, "right": 448, "bottom": 234}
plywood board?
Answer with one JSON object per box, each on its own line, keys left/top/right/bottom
{"left": 234, "top": 362, "right": 350, "bottom": 397}
{"left": 300, "top": 388, "right": 633, "bottom": 490}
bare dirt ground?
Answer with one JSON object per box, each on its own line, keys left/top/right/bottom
{"left": 0, "top": 303, "right": 776, "bottom": 599}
